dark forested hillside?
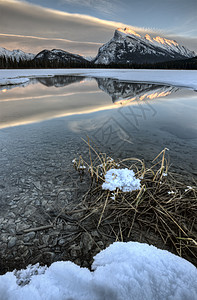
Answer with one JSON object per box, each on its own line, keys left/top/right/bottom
{"left": 0, "top": 54, "right": 197, "bottom": 69}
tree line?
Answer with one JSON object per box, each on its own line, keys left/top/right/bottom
{"left": 0, "top": 55, "right": 196, "bottom": 70}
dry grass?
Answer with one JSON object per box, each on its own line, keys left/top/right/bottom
{"left": 71, "top": 139, "right": 197, "bottom": 266}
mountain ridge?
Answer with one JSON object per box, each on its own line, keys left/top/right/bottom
{"left": 0, "top": 28, "right": 196, "bottom": 67}
{"left": 34, "top": 49, "right": 88, "bottom": 65}
{"left": 0, "top": 47, "right": 35, "bottom": 62}
{"left": 93, "top": 28, "right": 196, "bottom": 64}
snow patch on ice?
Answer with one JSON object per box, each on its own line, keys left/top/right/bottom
{"left": 0, "top": 77, "right": 29, "bottom": 86}
{"left": 102, "top": 168, "right": 141, "bottom": 192}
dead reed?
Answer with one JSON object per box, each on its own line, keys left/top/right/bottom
{"left": 71, "top": 140, "right": 197, "bottom": 266}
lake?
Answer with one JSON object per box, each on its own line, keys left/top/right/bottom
{"left": 0, "top": 73, "right": 197, "bottom": 273}
{"left": 0, "top": 75, "right": 196, "bottom": 177}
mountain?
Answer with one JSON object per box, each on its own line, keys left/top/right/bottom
{"left": 1, "top": 29, "right": 196, "bottom": 68}
{"left": 96, "top": 78, "right": 178, "bottom": 104}
{"left": 0, "top": 47, "right": 35, "bottom": 62}
{"left": 94, "top": 28, "right": 196, "bottom": 65}
{"left": 34, "top": 49, "right": 89, "bottom": 65}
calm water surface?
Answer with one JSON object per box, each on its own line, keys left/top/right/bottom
{"left": 0, "top": 75, "right": 197, "bottom": 181}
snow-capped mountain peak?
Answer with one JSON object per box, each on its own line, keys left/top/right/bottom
{"left": 94, "top": 28, "right": 196, "bottom": 65}
{"left": 117, "top": 27, "right": 142, "bottom": 38}
{"left": 0, "top": 47, "right": 35, "bottom": 62}
{"left": 116, "top": 28, "right": 178, "bottom": 47}
{"left": 144, "top": 34, "right": 178, "bottom": 47}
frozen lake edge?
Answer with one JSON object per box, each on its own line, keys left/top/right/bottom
{"left": 1, "top": 68, "right": 197, "bottom": 90}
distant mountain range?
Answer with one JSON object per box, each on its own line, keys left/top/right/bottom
{"left": 0, "top": 28, "right": 196, "bottom": 67}
{"left": 0, "top": 47, "right": 35, "bottom": 62}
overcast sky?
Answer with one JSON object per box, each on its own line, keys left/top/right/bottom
{"left": 0, "top": 0, "right": 196, "bottom": 56}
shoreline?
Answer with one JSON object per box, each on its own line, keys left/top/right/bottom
{"left": 1, "top": 69, "right": 197, "bottom": 90}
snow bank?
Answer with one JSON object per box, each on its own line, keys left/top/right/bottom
{"left": 0, "top": 77, "right": 29, "bottom": 86}
{"left": 0, "top": 241, "right": 197, "bottom": 300}
{"left": 0, "top": 69, "right": 197, "bottom": 90}
{"left": 102, "top": 168, "right": 141, "bottom": 192}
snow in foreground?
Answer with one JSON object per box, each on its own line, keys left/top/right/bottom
{"left": 0, "top": 242, "right": 197, "bottom": 300}
{"left": 102, "top": 168, "right": 141, "bottom": 192}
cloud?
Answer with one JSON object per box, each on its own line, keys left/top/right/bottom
{"left": 0, "top": 0, "right": 196, "bottom": 55}
{"left": 0, "top": 0, "right": 143, "bottom": 40}
{"left": 0, "top": 33, "right": 102, "bottom": 55}
{"left": 0, "top": 0, "right": 153, "bottom": 55}
{"left": 59, "top": 0, "right": 119, "bottom": 15}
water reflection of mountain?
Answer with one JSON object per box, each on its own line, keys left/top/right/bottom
{"left": 0, "top": 76, "right": 85, "bottom": 93}
{"left": 0, "top": 78, "right": 38, "bottom": 92}
{"left": 96, "top": 78, "right": 179, "bottom": 104}
{"left": 37, "top": 76, "right": 85, "bottom": 87}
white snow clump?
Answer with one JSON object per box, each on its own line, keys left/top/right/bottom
{"left": 102, "top": 168, "right": 141, "bottom": 192}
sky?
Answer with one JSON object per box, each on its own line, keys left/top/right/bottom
{"left": 0, "top": 0, "right": 197, "bottom": 57}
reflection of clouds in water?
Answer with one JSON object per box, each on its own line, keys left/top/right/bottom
{"left": 1, "top": 75, "right": 196, "bottom": 132}
{"left": 0, "top": 91, "right": 83, "bottom": 102}
{"left": 67, "top": 114, "right": 107, "bottom": 133}
{"left": 0, "top": 80, "right": 33, "bottom": 93}
{"left": 67, "top": 112, "right": 134, "bottom": 151}
{"left": 0, "top": 77, "right": 98, "bottom": 104}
